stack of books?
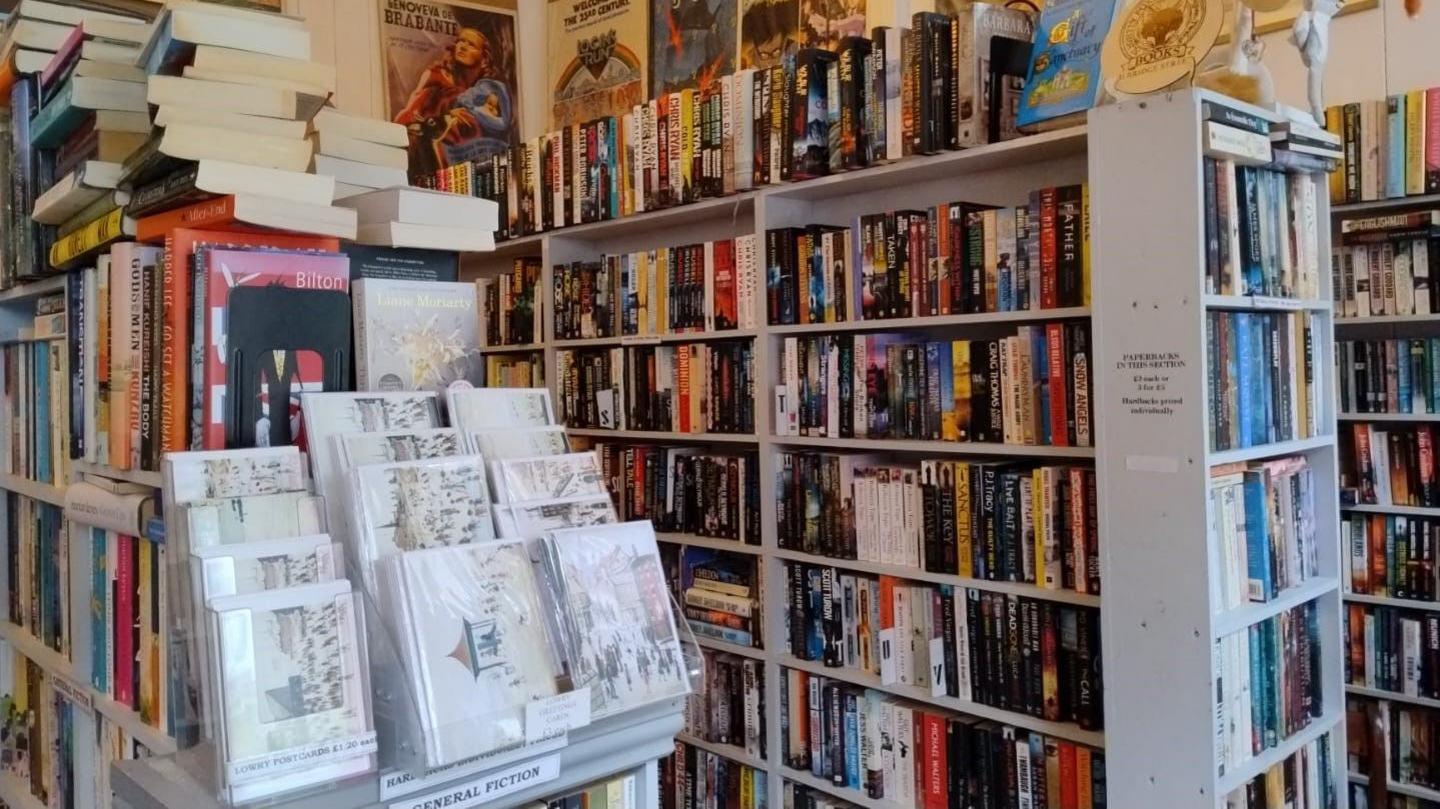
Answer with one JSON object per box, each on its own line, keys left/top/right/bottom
{"left": 680, "top": 548, "right": 761, "bottom": 648}
{"left": 311, "top": 107, "right": 409, "bottom": 198}
{"left": 339, "top": 185, "right": 498, "bottom": 252}
{"left": 0, "top": 0, "right": 152, "bottom": 94}
{"left": 1326, "top": 89, "right": 1440, "bottom": 203}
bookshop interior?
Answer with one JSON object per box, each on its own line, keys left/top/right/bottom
{"left": 0, "top": 0, "right": 1434, "bottom": 808}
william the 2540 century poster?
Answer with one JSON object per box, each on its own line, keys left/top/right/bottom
{"left": 380, "top": 0, "right": 521, "bottom": 177}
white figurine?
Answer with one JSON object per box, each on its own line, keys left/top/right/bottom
{"left": 1291, "top": 0, "right": 1343, "bottom": 125}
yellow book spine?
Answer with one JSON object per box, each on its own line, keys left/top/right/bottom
{"left": 954, "top": 461, "right": 972, "bottom": 578}
{"left": 1325, "top": 106, "right": 1345, "bottom": 202}
{"left": 1033, "top": 468, "right": 1047, "bottom": 588}
{"left": 50, "top": 207, "right": 125, "bottom": 269}
{"left": 1407, "top": 89, "right": 1426, "bottom": 196}
{"left": 681, "top": 89, "right": 695, "bottom": 200}
{"left": 137, "top": 538, "right": 153, "bottom": 723}
{"left": 952, "top": 338, "right": 971, "bottom": 441}
{"left": 636, "top": 252, "right": 649, "bottom": 336}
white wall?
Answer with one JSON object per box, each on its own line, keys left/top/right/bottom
{"left": 287, "top": 0, "right": 1440, "bottom": 136}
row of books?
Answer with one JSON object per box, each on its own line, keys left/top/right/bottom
{"left": 556, "top": 341, "right": 756, "bottom": 434}
{"left": 1326, "top": 91, "right": 1440, "bottom": 204}
{"left": 1342, "top": 423, "right": 1439, "bottom": 509}
{"left": 1331, "top": 213, "right": 1438, "bottom": 319}
{"left": 0, "top": 638, "right": 161, "bottom": 809}
{"left": 478, "top": 257, "right": 543, "bottom": 347}
{"left": 542, "top": 771, "right": 643, "bottom": 809}
{"left": 484, "top": 355, "right": 543, "bottom": 389}
{"left": 780, "top": 668, "right": 1105, "bottom": 807}
{"left": 765, "top": 185, "right": 1089, "bottom": 327}
{"left": 683, "top": 650, "right": 766, "bottom": 760}
{"left": 80, "top": 518, "right": 164, "bottom": 731}
{"left": 450, "top": 8, "right": 1037, "bottom": 242}
{"left": 1384, "top": 702, "right": 1440, "bottom": 792}
{"left": 1344, "top": 513, "right": 1440, "bottom": 603}
{"left": 776, "top": 453, "right": 1099, "bottom": 594}
{"left": 5, "top": 493, "right": 67, "bottom": 655}
{"left": 0, "top": 338, "right": 67, "bottom": 487}
{"left": 1344, "top": 602, "right": 1440, "bottom": 699}
{"left": 1215, "top": 602, "right": 1325, "bottom": 775}
{"left": 1224, "top": 733, "right": 1338, "bottom": 809}
{"left": 1210, "top": 455, "right": 1322, "bottom": 610}
{"left": 1206, "top": 310, "right": 1323, "bottom": 452}
{"left": 1202, "top": 159, "right": 1325, "bottom": 300}
{"left": 784, "top": 564, "right": 1103, "bottom": 730}
{"left": 1337, "top": 338, "right": 1440, "bottom": 415}
{"left": 672, "top": 548, "right": 762, "bottom": 649}
{"left": 776, "top": 323, "right": 1093, "bottom": 446}
{"left": 553, "top": 236, "right": 760, "bottom": 340}
{"left": 589, "top": 443, "right": 760, "bottom": 545}
{"left": 661, "top": 742, "right": 768, "bottom": 809}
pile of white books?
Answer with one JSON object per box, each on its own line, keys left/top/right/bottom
{"left": 339, "top": 186, "right": 499, "bottom": 252}
{"left": 310, "top": 107, "right": 410, "bottom": 198}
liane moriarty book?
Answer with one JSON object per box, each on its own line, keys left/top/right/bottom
{"left": 352, "top": 278, "right": 483, "bottom": 394}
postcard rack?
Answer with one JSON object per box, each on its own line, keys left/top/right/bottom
{"left": 108, "top": 697, "right": 681, "bottom": 809}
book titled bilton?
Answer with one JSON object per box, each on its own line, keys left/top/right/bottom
{"left": 209, "top": 580, "right": 374, "bottom": 804}
{"left": 544, "top": 521, "right": 690, "bottom": 720}
{"left": 352, "top": 278, "right": 482, "bottom": 393}
{"left": 378, "top": 540, "right": 566, "bottom": 767}
{"left": 351, "top": 455, "right": 495, "bottom": 590}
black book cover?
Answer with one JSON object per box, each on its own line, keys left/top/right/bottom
{"left": 940, "top": 462, "right": 958, "bottom": 574}
{"left": 789, "top": 562, "right": 807, "bottom": 657}
{"left": 942, "top": 590, "right": 959, "bottom": 697}
{"left": 754, "top": 70, "right": 770, "bottom": 187}
{"left": 1025, "top": 599, "right": 1043, "bottom": 717}
{"left": 341, "top": 244, "right": 459, "bottom": 282}
{"left": 1057, "top": 184, "right": 1083, "bottom": 306}
{"left": 826, "top": 682, "right": 844, "bottom": 783}
{"left": 966, "top": 589, "right": 986, "bottom": 704}
{"left": 1076, "top": 607, "right": 1100, "bottom": 730}
{"left": 921, "top": 463, "right": 939, "bottom": 571}
{"left": 885, "top": 212, "right": 903, "bottom": 317}
{"left": 964, "top": 207, "right": 988, "bottom": 313}
{"left": 1005, "top": 596, "right": 1023, "bottom": 711}
{"left": 999, "top": 472, "right": 1019, "bottom": 579}
{"left": 837, "top": 37, "right": 870, "bottom": 170}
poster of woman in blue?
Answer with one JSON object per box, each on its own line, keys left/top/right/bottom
{"left": 381, "top": 0, "right": 521, "bottom": 178}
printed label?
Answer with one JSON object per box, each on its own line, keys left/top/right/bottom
{"left": 379, "top": 736, "right": 567, "bottom": 800}
{"left": 525, "top": 688, "right": 592, "bottom": 742}
{"left": 227, "top": 731, "right": 377, "bottom": 784}
{"left": 389, "top": 753, "right": 561, "bottom": 809}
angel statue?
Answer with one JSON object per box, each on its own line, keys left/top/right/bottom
{"left": 1291, "top": 0, "right": 1343, "bottom": 125}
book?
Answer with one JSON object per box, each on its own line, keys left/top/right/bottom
{"left": 341, "top": 243, "right": 458, "bottom": 283}
{"left": 31, "top": 160, "right": 123, "bottom": 225}
{"left": 152, "top": 104, "right": 309, "bottom": 139}
{"left": 1016, "top": 0, "right": 1116, "bottom": 132}
{"left": 338, "top": 186, "right": 499, "bottom": 232}
{"left": 500, "top": 495, "right": 618, "bottom": 537}
{"left": 126, "top": 160, "right": 336, "bottom": 219}
{"left": 140, "top": 1, "right": 312, "bottom": 77}
{"left": 311, "top": 154, "right": 408, "bottom": 190}
{"left": 354, "top": 222, "right": 494, "bottom": 253}
{"left": 145, "top": 75, "right": 326, "bottom": 121}
{"left": 378, "top": 540, "right": 565, "bottom": 767}
{"left": 544, "top": 521, "right": 690, "bottom": 719}
{"left": 591, "top": 443, "right": 760, "bottom": 544}
{"left": 134, "top": 194, "right": 357, "bottom": 242}
{"left": 154, "top": 122, "right": 315, "bottom": 172}
{"left": 311, "top": 107, "right": 404, "bottom": 145}
{"left": 209, "top": 580, "right": 374, "bottom": 804}
{"left": 351, "top": 278, "right": 483, "bottom": 393}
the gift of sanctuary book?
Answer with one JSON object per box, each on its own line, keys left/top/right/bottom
{"left": 208, "top": 579, "right": 375, "bottom": 804}
{"left": 351, "top": 278, "right": 483, "bottom": 393}
{"left": 377, "top": 541, "right": 568, "bottom": 767}
{"left": 543, "top": 522, "right": 690, "bottom": 720}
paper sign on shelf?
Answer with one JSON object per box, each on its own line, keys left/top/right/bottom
{"left": 525, "top": 687, "right": 591, "bottom": 743}
{"left": 51, "top": 672, "right": 93, "bottom": 713}
{"left": 388, "top": 753, "right": 561, "bottom": 809}
{"left": 379, "top": 735, "right": 567, "bottom": 800}
{"left": 227, "top": 731, "right": 377, "bottom": 784}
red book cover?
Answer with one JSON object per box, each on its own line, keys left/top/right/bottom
{"left": 161, "top": 229, "right": 339, "bottom": 455}
{"left": 936, "top": 209, "right": 950, "bottom": 316}
{"left": 1353, "top": 423, "right": 1375, "bottom": 501}
{"left": 922, "top": 711, "right": 946, "bottom": 809}
{"left": 1041, "top": 603, "right": 1061, "bottom": 721}
{"left": 1046, "top": 323, "right": 1070, "bottom": 447}
{"left": 1426, "top": 88, "right": 1440, "bottom": 192}
{"left": 714, "top": 239, "right": 737, "bottom": 330}
{"left": 201, "top": 249, "right": 350, "bottom": 449}
{"left": 1039, "top": 187, "right": 1059, "bottom": 309}
{"left": 113, "top": 534, "right": 135, "bottom": 709}
{"left": 1058, "top": 740, "right": 1078, "bottom": 809}
{"left": 677, "top": 348, "right": 692, "bottom": 433}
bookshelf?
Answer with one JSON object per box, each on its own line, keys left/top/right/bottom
{"left": 1090, "top": 91, "right": 1344, "bottom": 807}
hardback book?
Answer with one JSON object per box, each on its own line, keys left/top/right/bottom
{"left": 351, "top": 278, "right": 483, "bottom": 393}
{"left": 351, "top": 455, "right": 496, "bottom": 590}
{"left": 468, "top": 426, "right": 571, "bottom": 463}
{"left": 1016, "top": 0, "right": 1117, "bottom": 132}
{"left": 354, "top": 222, "right": 495, "bottom": 253}
{"left": 191, "top": 534, "right": 340, "bottom": 601}
{"left": 498, "top": 495, "right": 617, "bottom": 538}
{"left": 162, "top": 446, "right": 307, "bottom": 506}
{"left": 333, "top": 427, "right": 464, "bottom": 470}
{"left": 125, "top": 159, "right": 336, "bottom": 219}
{"left": 377, "top": 540, "right": 565, "bottom": 767}
{"left": 492, "top": 452, "right": 607, "bottom": 504}
{"left": 337, "top": 187, "right": 499, "bottom": 232}
{"left": 198, "top": 248, "right": 351, "bottom": 450}
{"left": 184, "top": 490, "right": 326, "bottom": 549}
{"left": 299, "top": 390, "right": 443, "bottom": 545}
{"left": 340, "top": 243, "right": 458, "bottom": 283}
{"left": 446, "top": 387, "right": 556, "bottom": 434}
{"left": 544, "top": 522, "right": 690, "bottom": 720}
{"left": 312, "top": 107, "right": 405, "bottom": 146}
{"left": 208, "top": 580, "right": 374, "bottom": 804}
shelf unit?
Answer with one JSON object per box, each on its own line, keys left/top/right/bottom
{"left": 456, "top": 89, "right": 1098, "bottom": 809}
{"left": 1090, "top": 92, "right": 1343, "bottom": 806}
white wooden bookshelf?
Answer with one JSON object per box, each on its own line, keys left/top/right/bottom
{"left": 1090, "top": 92, "right": 1344, "bottom": 807}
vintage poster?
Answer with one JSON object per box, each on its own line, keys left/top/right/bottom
{"left": 739, "top": 0, "right": 802, "bottom": 69}
{"left": 650, "top": 0, "right": 737, "bottom": 96}
{"left": 800, "top": 0, "right": 866, "bottom": 50}
{"left": 380, "top": 0, "right": 521, "bottom": 177}
{"left": 548, "top": 0, "right": 648, "bottom": 129}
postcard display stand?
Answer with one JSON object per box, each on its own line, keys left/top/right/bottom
{"left": 111, "top": 387, "right": 694, "bottom": 809}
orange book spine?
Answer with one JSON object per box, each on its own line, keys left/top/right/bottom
{"left": 135, "top": 197, "right": 242, "bottom": 243}
{"left": 160, "top": 233, "right": 186, "bottom": 452}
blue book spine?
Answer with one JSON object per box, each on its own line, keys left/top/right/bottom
{"left": 91, "top": 527, "right": 107, "bottom": 693}
{"left": 1242, "top": 473, "right": 1273, "bottom": 600}
{"left": 1388, "top": 95, "right": 1407, "bottom": 199}
{"left": 999, "top": 256, "right": 1014, "bottom": 312}
{"left": 843, "top": 691, "right": 860, "bottom": 788}
{"left": 808, "top": 676, "right": 824, "bottom": 778}
{"left": 1263, "top": 623, "right": 1279, "bottom": 748}
{"left": 687, "top": 620, "right": 754, "bottom": 647}
{"left": 1249, "top": 316, "right": 1267, "bottom": 446}
{"left": 36, "top": 342, "right": 50, "bottom": 483}
{"left": 30, "top": 79, "right": 85, "bottom": 150}
{"left": 754, "top": 771, "right": 767, "bottom": 809}
{"left": 607, "top": 121, "right": 620, "bottom": 219}
{"left": 1431, "top": 338, "right": 1440, "bottom": 407}
{"left": 1234, "top": 313, "right": 1253, "bottom": 447}
{"left": 938, "top": 340, "right": 954, "bottom": 436}
{"left": 807, "top": 567, "right": 825, "bottom": 660}
{"left": 1248, "top": 626, "right": 1263, "bottom": 751}
{"left": 925, "top": 342, "right": 942, "bottom": 438}
{"left": 1386, "top": 518, "right": 1397, "bottom": 594}
{"left": 1399, "top": 343, "right": 1413, "bottom": 412}
{"left": 1033, "top": 326, "right": 1051, "bottom": 445}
